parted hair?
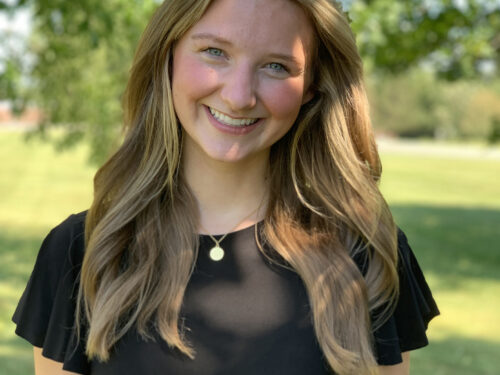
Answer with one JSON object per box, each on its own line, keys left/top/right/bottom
{"left": 77, "top": 1, "right": 399, "bottom": 374}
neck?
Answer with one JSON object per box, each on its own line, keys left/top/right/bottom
{"left": 182, "top": 143, "right": 270, "bottom": 235}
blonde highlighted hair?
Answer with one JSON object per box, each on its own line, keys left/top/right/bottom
{"left": 77, "top": 1, "right": 399, "bottom": 374}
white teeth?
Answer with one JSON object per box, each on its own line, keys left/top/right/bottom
{"left": 209, "top": 107, "right": 258, "bottom": 127}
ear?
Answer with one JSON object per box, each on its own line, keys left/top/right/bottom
{"left": 302, "top": 88, "right": 315, "bottom": 105}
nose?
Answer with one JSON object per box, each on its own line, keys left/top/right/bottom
{"left": 220, "top": 64, "right": 257, "bottom": 112}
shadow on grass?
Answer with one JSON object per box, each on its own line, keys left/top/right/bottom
{"left": 3, "top": 204, "right": 499, "bottom": 289}
{"left": 1, "top": 205, "right": 500, "bottom": 374}
{"left": 0, "top": 231, "right": 45, "bottom": 334}
{"left": 0, "top": 230, "right": 44, "bottom": 287}
{"left": 412, "top": 335, "right": 500, "bottom": 375}
{"left": 0, "top": 231, "right": 46, "bottom": 375}
{"left": 0, "top": 335, "right": 33, "bottom": 375}
{"left": 390, "top": 204, "right": 500, "bottom": 287}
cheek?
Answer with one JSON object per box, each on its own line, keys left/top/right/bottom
{"left": 172, "top": 51, "right": 218, "bottom": 102}
{"left": 260, "top": 81, "right": 305, "bottom": 122}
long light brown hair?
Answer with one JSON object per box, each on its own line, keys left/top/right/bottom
{"left": 78, "top": 1, "right": 399, "bottom": 374}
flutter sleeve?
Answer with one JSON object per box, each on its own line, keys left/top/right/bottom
{"left": 372, "top": 229, "right": 440, "bottom": 365}
{"left": 12, "top": 212, "right": 90, "bottom": 374}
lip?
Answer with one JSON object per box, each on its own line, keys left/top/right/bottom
{"left": 204, "top": 106, "right": 263, "bottom": 135}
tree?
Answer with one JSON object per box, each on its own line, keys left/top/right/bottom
{"left": 1, "top": 0, "right": 499, "bottom": 161}
{"left": 348, "top": 0, "right": 500, "bottom": 79}
{"left": 1, "top": 0, "right": 158, "bottom": 163}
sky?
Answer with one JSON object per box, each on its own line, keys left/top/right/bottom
{"left": 0, "top": 7, "right": 31, "bottom": 67}
{"left": 0, "top": 6, "right": 31, "bottom": 36}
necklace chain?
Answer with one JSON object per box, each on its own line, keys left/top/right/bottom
{"left": 199, "top": 193, "right": 266, "bottom": 261}
{"left": 202, "top": 205, "right": 259, "bottom": 245}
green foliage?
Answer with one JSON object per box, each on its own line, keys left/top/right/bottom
{"left": 488, "top": 117, "right": 500, "bottom": 144}
{"left": 0, "top": 57, "right": 25, "bottom": 113}
{"left": 368, "top": 70, "right": 443, "bottom": 137}
{"left": 13, "top": 0, "right": 158, "bottom": 163}
{"left": 350, "top": 0, "right": 500, "bottom": 80}
{"left": 368, "top": 71, "right": 500, "bottom": 140}
{"left": 1, "top": 0, "right": 499, "bottom": 161}
{"left": 0, "top": 1, "right": 29, "bottom": 9}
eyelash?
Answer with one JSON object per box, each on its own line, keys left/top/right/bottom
{"left": 202, "top": 47, "right": 289, "bottom": 74}
{"left": 267, "top": 62, "right": 287, "bottom": 73}
{"left": 203, "top": 47, "right": 224, "bottom": 58}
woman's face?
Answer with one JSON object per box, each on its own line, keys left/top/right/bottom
{"left": 172, "top": 0, "right": 314, "bottom": 164}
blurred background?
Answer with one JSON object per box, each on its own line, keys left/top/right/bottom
{"left": 1, "top": 0, "right": 499, "bottom": 374}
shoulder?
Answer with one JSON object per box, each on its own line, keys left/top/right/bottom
{"left": 395, "top": 228, "right": 414, "bottom": 268}
{"left": 13, "top": 211, "right": 91, "bottom": 373}
{"left": 13, "top": 211, "right": 88, "bottom": 326}
{"left": 39, "top": 211, "right": 87, "bottom": 263}
{"left": 372, "top": 227, "right": 440, "bottom": 365}
{"left": 352, "top": 228, "right": 422, "bottom": 276}
{"left": 31, "top": 211, "right": 88, "bottom": 293}
{"left": 46, "top": 211, "right": 87, "bottom": 244}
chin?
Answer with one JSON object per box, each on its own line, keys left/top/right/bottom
{"left": 203, "top": 144, "right": 266, "bottom": 164}
{"left": 205, "top": 150, "right": 250, "bottom": 163}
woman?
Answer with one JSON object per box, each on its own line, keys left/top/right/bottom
{"left": 13, "top": 0, "right": 439, "bottom": 374}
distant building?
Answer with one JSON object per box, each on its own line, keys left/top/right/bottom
{"left": 0, "top": 101, "right": 42, "bottom": 130}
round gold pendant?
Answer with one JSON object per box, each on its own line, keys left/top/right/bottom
{"left": 209, "top": 246, "right": 224, "bottom": 261}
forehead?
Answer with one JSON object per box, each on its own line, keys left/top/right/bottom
{"left": 187, "top": 0, "right": 314, "bottom": 60}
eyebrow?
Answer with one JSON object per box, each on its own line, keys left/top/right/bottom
{"left": 191, "top": 33, "right": 233, "bottom": 46}
{"left": 267, "top": 53, "right": 301, "bottom": 66}
{"left": 190, "top": 32, "right": 302, "bottom": 66}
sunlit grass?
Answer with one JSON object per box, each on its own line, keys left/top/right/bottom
{"left": 0, "top": 131, "right": 96, "bottom": 375}
{"left": 0, "top": 130, "right": 95, "bottom": 233}
{"left": 1, "top": 131, "right": 499, "bottom": 374}
{"left": 380, "top": 148, "right": 500, "bottom": 375}
{"left": 379, "top": 153, "right": 500, "bottom": 208}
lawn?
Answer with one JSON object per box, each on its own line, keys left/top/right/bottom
{"left": 1, "top": 131, "right": 499, "bottom": 374}
{"left": 0, "top": 131, "right": 95, "bottom": 375}
{"left": 379, "top": 151, "right": 500, "bottom": 375}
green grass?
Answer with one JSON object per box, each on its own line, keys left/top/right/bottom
{"left": 1, "top": 131, "right": 499, "bottom": 374}
{"left": 0, "top": 131, "right": 95, "bottom": 233}
{"left": 0, "top": 131, "right": 95, "bottom": 375}
{"left": 379, "top": 154, "right": 500, "bottom": 208}
{"left": 379, "top": 152, "right": 500, "bottom": 375}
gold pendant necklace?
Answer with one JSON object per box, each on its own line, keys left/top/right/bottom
{"left": 202, "top": 209, "right": 257, "bottom": 261}
{"left": 200, "top": 193, "right": 266, "bottom": 262}
{"left": 206, "top": 234, "right": 229, "bottom": 262}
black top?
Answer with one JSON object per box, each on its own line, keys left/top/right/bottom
{"left": 13, "top": 212, "right": 439, "bottom": 374}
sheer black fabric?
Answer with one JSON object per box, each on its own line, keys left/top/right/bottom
{"left": 13, "top": 212, "right": 439, "bottom": 374}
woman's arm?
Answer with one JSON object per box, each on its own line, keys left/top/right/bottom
{"left": 378, "top": 351, "right": 410, "bottom": 375}
{"left": 34, "top": 347, "right": 82, "bottom": 375}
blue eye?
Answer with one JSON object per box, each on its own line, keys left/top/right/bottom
{"left": 205, "top": 48, "right": 224, "bottom": 57}
{"left": 268, "top": 62, "right": 286, "bottom": 72}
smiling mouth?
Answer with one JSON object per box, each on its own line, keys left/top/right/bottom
{"left": 208, "top": 107, "right": 259, "bottom": 127}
